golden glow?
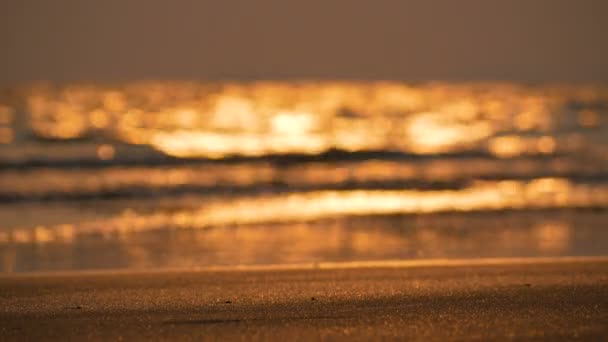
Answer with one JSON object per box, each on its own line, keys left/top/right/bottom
{"left": 514, "top": 97, "right": 553, "bottom": 131}
{"left": 34, "top": 226, "right": 53, "bottom": 244}
{"left": 0, "top": 157, "right": 601, "bottom": 199}
{"left": 193, "top": 178, "right": 588, "bottom": 227}
{"left": 537, "top": 136, "right": 556, "bottom": 154}
{"left": 103, "top": 91, "right": 127, "bottom": 112}
{"left": 405, "top": 112, "right": 492, "bottom": 153}
{"left": 488, "top": 136, "right": 526, "bottom": 158}
{"left": 90, "top": 109, "right": 110, "bottom": 128}
{"left": 17, "top": 81, "right": 598, "bottom": 158}
{"left": 5, "top": 177, "right": 606, "bottom": 240}
{"left": 3, "top": 81, "right": 608, "bottom": 273}
{"left": 149, "top": 130, "right": 329, "bottom": 158}
{"left": 534, "top": 222, "right": 570, "bottom": 252}
{"left": 12, "top": 229, "right": 30, "bottom": 244}
{"left": 28, "top": 99, "right": 89, "bottom": 139}
{"left": 3, "top": 198, "right": 606, "bottom": 273}
{"left": 210, "top": 96, "right": 257, "bottom": 131}
{"left": 96, "top": 144, "right": 115, "bottom": 160}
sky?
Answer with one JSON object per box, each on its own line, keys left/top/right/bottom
{"left": 1, "top": 0, "right": 607, "bottom": 84}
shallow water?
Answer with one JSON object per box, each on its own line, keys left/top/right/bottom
{"left": 1, "top": 81, "right": 608, "bottom": 273}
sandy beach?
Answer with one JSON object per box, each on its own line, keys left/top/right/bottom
{"left": 1, "top": 258, "right": 607, "bottom": 341}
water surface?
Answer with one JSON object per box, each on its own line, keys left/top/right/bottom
{"left": 1, "top": 81, "right": 608, "bottom": 273}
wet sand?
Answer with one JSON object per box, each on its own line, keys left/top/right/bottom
{"left": 1, "top": 258, "right": 607, "bottom": 341}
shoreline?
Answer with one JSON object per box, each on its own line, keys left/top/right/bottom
{"left": 2, "top": 255, "right": 608, "bottom": 278}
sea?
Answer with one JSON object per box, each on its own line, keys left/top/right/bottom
{"left": 1, "top": 81, "right": 608, "bottom": 273}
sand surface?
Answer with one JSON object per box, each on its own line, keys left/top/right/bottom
{"left": 1, "top": 259, "right": 607, "bottom": 341}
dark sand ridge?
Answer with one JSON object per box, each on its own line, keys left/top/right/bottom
{"left": 1, "top": 257, "right": 607, "bottom": 340}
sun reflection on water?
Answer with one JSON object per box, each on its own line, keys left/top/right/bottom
{"left": 1, "top": 81, "right": 608, "bottom": 273}
{"left": 4, "top": 81, "right": 605, "bottom": 159}
{"left": 2, "top": 209, "right": 608, "bottom": 273}
{"left": 2, "top": 177, "right": 608, "bottom": 245}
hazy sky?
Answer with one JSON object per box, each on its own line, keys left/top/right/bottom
{"left": 1, "top": 0, "right": 607, "bottom": 84}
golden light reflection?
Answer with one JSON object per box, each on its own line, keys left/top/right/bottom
{"left": 34, "top": 226, "right": 53, "bottom": 244}
{"left": 487, "top": 135, "right": 562, "bottom": 158}
{"left": 4, "top": 206, "right": 608, "bottom": 273}
{"left": 90, "top": 109, "right": 110, "bottom": 128}
{"left": 153, "top": 178, "right": 600, "bottom": 228}
{"left": 488, "top": 136, "right": 527, "bottom": 158}
{"left": 2, "top": 82, "right": 608, "bottom": 273}
{"left": 515, "top": 96, "right": 554, "bottom": 131}
{"left": 1, "top": 156, "right": 605, "bottom": 200}
{"left": 537, "top": 136, "right": 556, "bottom": 154}
{"left": 211, "top": 96, "right": 258, "bottom": 131}
{"left": 405, "top": 112, "right": 492, "bottom": 153}
{"left": 28, "top": 100, "right": 89, "bottom": 139}
{"left": 103, "top": 91, "right": 127, "bottom": 112}
{"left": 15, "top": 81, "right": 604, "bottom": 158}
{"left": 149, "top": 130, "right": 329, "bottom": 158}
{"left": 12, "top": 229, "right": 30, "bottom": 244}
{"left": 4, "top": 177, "right": 606, "bottom": 241}
{"left": 96, "top": 144, "right": 115, "bottom": 160}
{"left": 534, "top": 222, "right": 570, "bottom": 252}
